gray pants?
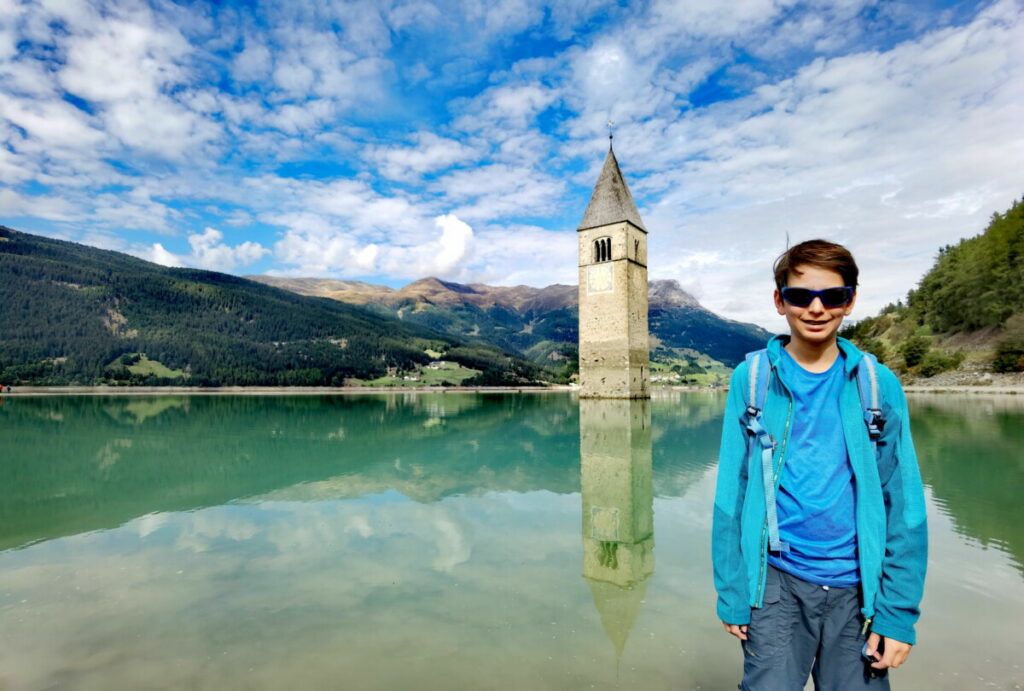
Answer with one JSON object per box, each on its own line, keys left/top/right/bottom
{"left": 740, "top": 565, "right": 890, "bottom": 690}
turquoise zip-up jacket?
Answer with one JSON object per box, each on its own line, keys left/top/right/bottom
{"left": 712, "top": 336, "right": 928, "bottom": 645}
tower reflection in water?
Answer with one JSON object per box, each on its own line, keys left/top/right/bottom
{"left": 580, "top": 398, "right": 654, "bottom": 660}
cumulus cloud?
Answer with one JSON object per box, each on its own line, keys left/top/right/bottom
{"left": 436, "top": 164, "right": 567, "bottom": 222}
{"left": 387, "top": 213, "right": 474, "bottom": 277}
{"left": 366, "top": 132, "right": 479, "bottom": 181}
{"left": 145, "top": 228, "right": 268, "bottom": 272}
{"left": 271, "top": 212, "right": 475, "bottom": 280}
{"left": 147, "top": 242, "right": 184, "bottom": 267}
{"left": 188, "top": 227, "right": 269, "bottom": 271}
{"left": 0, "top": 188, "right": 82, "bottom": 222}
{"left": 466, "top": 223, "right": 577, "bottom": 287}
{"left": 232, "top": 40, "right": 273, "bottom": 83}
{"left": 54, "top": 10, "right": 219, "bottom": 159}
{"left": 0, "top": 96, "right": 104, "bottom": 149}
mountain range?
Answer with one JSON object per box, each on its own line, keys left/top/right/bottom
{"left": 250, "top": 275, "right": 773, "bottom": 369}
{"left": 0, "top": 224, "right": 771, "bottom": 387}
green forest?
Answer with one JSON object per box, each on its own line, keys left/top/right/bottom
{"left": 0, "top": 226, "right": 547, "bottom": 386}
{"left": 842, "top": 197, "right": 1024, "bottom": 376}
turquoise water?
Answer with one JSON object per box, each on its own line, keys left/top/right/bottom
{"left": 0, "top": 392, "right": 1021, "bottom": 689}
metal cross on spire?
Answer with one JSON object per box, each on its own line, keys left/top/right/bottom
{"left": 607, "top": 120, "right": 615, "bottom": 150}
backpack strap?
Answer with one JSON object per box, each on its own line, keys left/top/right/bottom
{"left": 743, "top": 350, "right": 788, "bottom": 553}
{"left": 855, "top": 353, "right": 885, "bottom": 451}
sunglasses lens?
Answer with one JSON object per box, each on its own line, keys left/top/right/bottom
{"left": 782, "top": 287, "right": 852, "bottom": 307}
{"left": 821, "top": 288, "right": 852, "bottom": 306}
{"left": 782, "top": 288, "right": 813, "bottom": 306}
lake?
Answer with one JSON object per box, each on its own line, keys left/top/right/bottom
{"left": 1, "top": 392, "right": 1021, "bottom": 690}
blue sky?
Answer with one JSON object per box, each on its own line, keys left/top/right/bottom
{"left": 1, "top": 0, "right": 1022, "bottom": 328}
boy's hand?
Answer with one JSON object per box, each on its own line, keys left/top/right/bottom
{"left": 722, "top": 622, "right": 748, "bottom": 641}
{"left": 866, "top": 632, "right": 912, "bottom": 669}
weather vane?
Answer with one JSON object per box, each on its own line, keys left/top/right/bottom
{"left": 607, "top": 120, "right": 615, "bottom": 149}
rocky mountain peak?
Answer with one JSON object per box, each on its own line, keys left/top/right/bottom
{"left": 648, "top": 279, "right": 703, "bottom": 309}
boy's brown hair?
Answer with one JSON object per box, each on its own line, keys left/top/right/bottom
{"left": 773, "top": 239, "right": 859, "bottom": 290}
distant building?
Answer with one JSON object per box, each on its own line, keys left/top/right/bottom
{"left": 577, "top": 144, "right": 651, "bottom": 399}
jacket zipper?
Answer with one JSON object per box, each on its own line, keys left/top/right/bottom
{"left": 755, "top": 367, "right": 793, "bottom": 607}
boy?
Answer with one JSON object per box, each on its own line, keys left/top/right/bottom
{"left": 712, "top": 240, "right": 927, "bottom": 689}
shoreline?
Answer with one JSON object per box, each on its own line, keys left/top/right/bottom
{"left": 0, "top": 385, "right": 576, "bottom": 396}
{"left": 2, "top": 383, "right": 1021, "bottom": 396}
{"left": 0, "top": 384, "right": 726, "bottom": 397}
{"left": 902, "top": 385, "right": 1021, "bottom": 395}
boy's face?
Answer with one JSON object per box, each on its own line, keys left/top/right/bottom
{"left": 773, "top": 264, "right": 856, "bottom": 348}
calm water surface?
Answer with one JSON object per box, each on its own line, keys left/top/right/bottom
{"left": 0, "top": 392, "right": 1021, "bottom": 690}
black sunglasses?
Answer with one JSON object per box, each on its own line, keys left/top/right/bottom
{"left": 780, "top": 286, "right": 854, "bottom": 308}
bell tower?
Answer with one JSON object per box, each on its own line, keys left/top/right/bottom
{"left": 577, "top": 143, "right": 650, "bottom": 399}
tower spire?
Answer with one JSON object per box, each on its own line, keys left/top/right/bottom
{"left": 577, "top": 148, "right": 646, "bottom": 232}
{"left": 576, "top": 143, "right": 651, "bottom": 399}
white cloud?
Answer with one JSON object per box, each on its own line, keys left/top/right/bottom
{"left": 232, "top": 40, "right": 272, "bottom": 83}
{"left": 459, "top": 0, "right": 546, "bottom": 37}
{"left": 437, "top": 164, "right": 567, "bottom": 222}
{"left": 53, "top": 12, "right": 219, "bottom": 159}
{"left": 188, "top": 227, "right": 269, "bottom": 271}
{"left": 265, "top": 100, "right": 336, "bottom": 135}
{"left": 0, "top": 188, "right": 83, "bottom": 221}
{"left": 455, "top": 81, "right": 561, "bottom": 134}
{"left": 59, "top": 18, "right": 190, "bottom": 103}
{"left": 387, "top": 2, "right": 444, "bottom": 31}
{"left": 367, "top": 132, "right": 479, "bottom": 181}
{"left": 647, "top": 0, "right": 790, "bottom": 40}
{"left": 271, "top": 212, "right": 475, "bottom": 280}
{"left": 302, "top": 178, "right": 429, "bottom": 239}
{"left": 144, "top": 228, "right": 268, "bottom": 272}
{"left": 91, "top": 190, "right": 177, "bottom": 233}
{"left": 272, "top": 58, "right": 316, "bottom": 94}
{"left": 379, "top": 213, "right": 474, "bottom": 277}
{"left": 0, "top": 95, "right": 104, "bottom": 149}
{"left": 147, "top": 242, "right": 184, "bottom": 267}
{"left": 465, "top": 224, "right": 577, "bottom": 287}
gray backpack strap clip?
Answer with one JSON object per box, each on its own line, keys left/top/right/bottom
{"left": 855, "top": 353, "right": 885, "bottom": 447}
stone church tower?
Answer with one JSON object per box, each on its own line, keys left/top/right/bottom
{"left": 577, "top": 146, "right": 650, "bottom": 399}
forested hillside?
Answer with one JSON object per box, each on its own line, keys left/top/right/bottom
{"left": 843, "top": 198, "right": 1024, "bottom": 377}
{"left": 911, "top": 199, "right": 1023, "bottom": 333}
{"left": 0, "top": 227, "right": 545, "bottom": 386}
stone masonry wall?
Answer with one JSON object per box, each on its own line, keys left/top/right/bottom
{"left": 578, "top": 222, "right": 651, "bottom": 399}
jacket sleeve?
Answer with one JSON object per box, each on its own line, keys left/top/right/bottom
{"left": 712, "top": 363, "right": 752, "bottom": 625}
{"left": 871, "top": 370, "right": 928, "bottom": 645}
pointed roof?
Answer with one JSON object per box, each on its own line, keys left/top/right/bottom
{"left": 587, "top": 574, "right": 652, "bottom": 659}
{"left": 577, "top": 148, "right": 647, "bottom": 232}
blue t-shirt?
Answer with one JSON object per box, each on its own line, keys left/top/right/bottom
{"left": 766, "top": 348, "right": 860, "bottom": 587}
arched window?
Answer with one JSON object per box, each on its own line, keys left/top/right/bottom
{"left": 594, "top": 237, "right": 612, "bottom": 263}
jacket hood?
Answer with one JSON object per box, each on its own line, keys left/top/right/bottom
{"left": 765, "top": 334, "right": 865, "bottom": 375}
